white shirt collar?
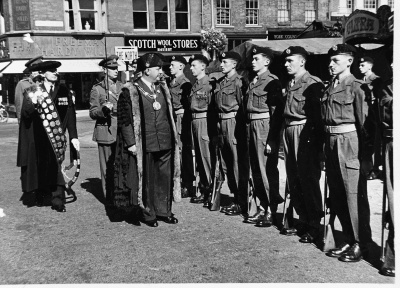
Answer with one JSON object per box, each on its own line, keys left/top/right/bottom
{"left": 43, "top": 82, "right": 54, "bottom": 93}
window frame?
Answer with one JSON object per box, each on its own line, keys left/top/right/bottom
{"left": 154, "top": 0, "right": 170, "bottom": 31}
{"left": 346, "top": 0, "right": 353, "bottom": 9}
{"left": 132, "top": 0, "right": 149, "bottom": 31}
{"left": 387, "top": 0, "right": 394, "bottom": 9}
{"left": 246, "top": 0, "right": 259, "bottom": 26}
{"left": 364, "top": 0, "right": 376, "bottom": 9}
{"left": 175, "top": 0, "right": 190, "bottom": 31}
{"left": 304, "top": 0, "right": 316, "bottom": 24}
{"left": 277, "top": 0, "right": 290, "bottom": 24}
{"left": 64, "top": 0, "right": 101, "bottom": 32}
{"left": 216, "top": 0, "right": 231, "bottom": 26}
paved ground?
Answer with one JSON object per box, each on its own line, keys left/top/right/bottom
{"left": 0, "top": 112, "right": 395, "bottom": 285}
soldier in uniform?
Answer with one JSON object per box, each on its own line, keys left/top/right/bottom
{"left": 188, "top": 54, "right": 215, "bottom": 205}
{"left": 278, "top": 46, "right": 324, "bottom": 242}
{"left": 378, "top": 47, "right": 394, "bottom": 277}
{"left": 358, "top": 56, "right": 382, "bottom": 180}
{"left": 89, "top": 55, "right": 123, "bottom": 205}
{"left": 14, "top": 56, "right": 44, "bottom": 123}
{"left": 243, "top": 46, "right": 284, "bottom": 226}
{"left": 169, "top": 55, "right": 194, "bottom": 197}
{"left": 212, "top": 51, "right": 249, "bottom": 216}
{"left": 323, "top": 44, "right": 372, "bottom": 262}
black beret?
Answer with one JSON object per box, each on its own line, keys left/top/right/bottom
{"left": 281, "top": 46, "right": 309, "bottom": 59}
{"left": 98, "top": 54, "right": 119, "bottom": 69}
{"left": 189, "top": 54, "right": 209, "bottom": 66}
{"left": 29, "top": 60, "right": 61, "bottom": 72}
{"left": 252, "top": 46, "right": 273, "bottom": 60}
{"left": 219, "top": 51, "right": 241, "bottom": 63}
{"left": 359, "top": 56, "right": 374, "bottom": 64}
{"left": 328, "top": 44, "right": 357, "bottom": 58}
{"left": 136, "top": 53, "right": 166, "bottom": 72}
{"left": 170, "top": 55, "right": 187, "bottom": 65}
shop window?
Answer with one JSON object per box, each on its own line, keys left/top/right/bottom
{"left": 216, "top": 0, "right": 230, "bottom": 26}
{"left": 64, "top": 0, "right": 103, "bottom": 31}
{"left": 246, "top": 0, "right": 259, "bottom": 26}
{"left": 364, "top": 0, "right": 376, "bottom": 9}
{"left": 133, "top": 0, "right": 149, "bottom": 30}
{"left": 176, "top": 0, "right": 189, "bottom": 30}
{"left": 305, "top": 0, "right": 315, "bottom": 24}
{"left": 278, "top": 0, "right": 290, "bottom": 23}
{"left": 155, "top": 0, "right": 170, "bottom": 30}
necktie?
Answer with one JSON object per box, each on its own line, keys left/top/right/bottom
{"left": 151, "top": 83, "right": 155, "bottom": 93}
{"left": 50, "top": 85, "right": 54, "bottom": 97}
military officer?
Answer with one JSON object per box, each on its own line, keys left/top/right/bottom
{"left": 169, "top": 55, "right": 194, "bottom": 197}
{"left": 279, "top": 46, "right": 324, "bottom": 242}
{"left": 323, "top": 44, "right": 372, "bottom": 262}
{"left": 89, "top": 55, "right": 123, "bottom": 205}
{"left": 212, "top": 51, "right": 249, "bottom": 216}
{"left": 15, "top": 56, "right": 44, "bottom": 123}
{"left": 188, "top": 54, "right": 215, "bottom": 204}
{"left": 244, "top": 46, "right": 284, "bottom": 226}
{"left": 359, "top": 56, "right": 382, "bottom": 180}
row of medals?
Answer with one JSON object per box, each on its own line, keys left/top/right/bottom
{"left": 38, "top": 98, "right": 66, "bottom": 156}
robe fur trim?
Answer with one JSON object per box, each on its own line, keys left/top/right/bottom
{"left": 123, "top": 80, "right": 181, "bottom": 204}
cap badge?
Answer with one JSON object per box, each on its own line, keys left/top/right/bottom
{"left": 332, "top": 45, "right": 338, "bottom": 51}
{"left": 145, "top": 63, "right": 150, "bottom": 67}
{"left": 253, "top": 48, "right": 257, "bottom": 53}
{"left": 222, "top": 53, "right": 225, "bottom": 57}
{"left": 172, "top": 56, "right": 175, "bottom": 60}
{"left": 191, "top": 55, "right": 194, "bottom": 59}
{"left": 286, "top": 48, "right": 291, "bottom": 54}
{"left": 360, "top": 58, "right": 364, "bottom": 62}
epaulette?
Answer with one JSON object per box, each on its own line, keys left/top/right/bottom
{"left": 354, "top": 79, "right": 364, "bottom": 85}
{"left": 21, "top": 78, "right": 29, "bottom": 82}
{"left": 268, "top": 73, "right": 279, "bottom": 80}
{"left": 308, "top": 74, "right": 322, "bottom": 83}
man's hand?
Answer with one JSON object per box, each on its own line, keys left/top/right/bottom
{"left": 264, "top": 141, "right": 276, "bottom": 155}
{"left": 102, "top": 102, "right": 113, "bottom": 115}
{"left": 318, "top": 151, "right": 325, "bottom": 171}
{"left": 71, "top": 138, "right": 80, "bottom": 151}
{"left": 128, "top": 145, "right": 137, "bottom": 155}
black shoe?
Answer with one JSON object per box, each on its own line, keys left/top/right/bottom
{"left": 380, "top": 267, "right": 395, "bottom": 277}
{"left": 281, "top": 227, "right": 297, "bottom": 236}
{"left": 367, "top": 170, "right": 381, "bottom": 180}
{"left": 157, "top": 215, "right": 178, "bottom": 224}
{"left": 143, "top": 219, "right": 159, "bottom": 227}
{"left": 255, "top": 212, "right": 273, "bottom": 227}
{"left": 299, "top": 232, "right": 316, "bottom": 243}
{"left": 203, "top": 201, "right": 212, "bottom": 209}
{"left": 220, "top": 203, "right": 235, "bottom": 213}
{"left": 326, "top": 243, "right": 351, "bottom": 258}
{"left": 244, "top": 210, "right": 265, "bottom": 224}
{"left": 225, "top": 204, "right": 241, "bottom": 216}
{"left": 51, "top": 204, "right": 66, "bottom": 213}
{"left": 181, "top": 187, "right": 190, "bottom": 198}
{"left": 190, "top": 194, "right": 205, "bottom": 204}
{"left": 338, "top": 243, "right": 364, "bottom": 262}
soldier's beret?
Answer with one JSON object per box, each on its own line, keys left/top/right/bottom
{"left": 136, "top": 53, "right": 166, "bottom": 72}
{"left": 219, "top": 51, "right": 241, "bottom": 63}
{"left": 359, "top": 56, "right": 374, "bottom": 64}
{"left": 98, "top": 54, "right": 119, "bottom": 69}
{"left": 281, "top": 46, "right": 309, "bottom": 59}
{"left": 328, "top": 44, "right": 357, "bottom": 58}
{"left": 252, "top": 46, "right": 274, "bottom": 60}
{"left": 189, "top": 54, "right": 209, "bottom": 66}
{"left": 29, "top": 60, "right": 61, "bottom": 72}
{"left": 170, "top": 55, "right": 187, "bottom": 65}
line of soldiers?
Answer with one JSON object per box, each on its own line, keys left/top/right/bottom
{"left": 88, "top": 43, "right": 393, "bottom": 276}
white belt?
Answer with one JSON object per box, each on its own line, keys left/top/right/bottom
{"left": 324, "top": 124, "right": 356, "bottom": 134}
{"left": 219, "top": 111, "right": 237, "bottom": 119}
{"left": 192, "top": 112, "right": 207, "bottom": 119}
{"left": 248, "top": 112, "right": 269, "bottom": 120}
{"left": 285, "top": 118, "right": 307, "bottom": 126}
{"left": 175, "top": 108, "right": 185, "bottom": 115}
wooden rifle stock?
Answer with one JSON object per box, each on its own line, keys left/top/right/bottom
{"left": 210, "top": 146, "right": 221, "bottom": 211}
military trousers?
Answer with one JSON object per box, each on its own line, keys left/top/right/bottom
{"left": 176, "top": 112, "right": 195, "bottom": 187}
{"left": 324, "top": 130, "right": 371, "bottom": 245}
{"left": 97, "top": 142, "right": 116, "bottom": 205}
{"left": 383, "top": 137, "right": 394, "bottom": 267}
{"left": 218, "top": 117, "right": 248, "bottom": 210}
{"left": 247, "top": 118, "right": 280, "bottom": 210}
{"left": 192, "top": 118, "right": 212, "bottom": 190}
{"left": 283, "top": 123, "right": 322, "bottom": 226}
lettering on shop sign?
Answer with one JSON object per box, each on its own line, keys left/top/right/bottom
{"left": 271, "top": 34, "right": 297, "bottom": 40}
{"left": 125, "top": 36, "right": 201, "bottom": 53}
{"left": 13, "top": 0, "right": 31, "bottom": 30}
{"left": 344, "top": 14, "right": 379, "bottom": 39}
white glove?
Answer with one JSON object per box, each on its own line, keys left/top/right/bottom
{"left": 71, "top": 138, "right": 80, "bottom": 151}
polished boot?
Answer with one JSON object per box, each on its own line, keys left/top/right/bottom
{"left": 380, "top": 267, "right": 395, "bottom": 277}
{"left": 157, "top": 215, "right": 178, "bottom": 224}
{"left": 326, "top": 242, "right": 351, "bottom": 258}
{"left": 338, "top": 243, "right": 364, "bottom": 262}
{"left": 244, "top": 210, "right": 265, "bottom": 224}
{"left": 255, "top": 212, "right": 273, "bottom": 227}
{"left": 220, "top": 203, "right": 235, "bottom": 213}
{"left": 299, "top": 227, "right": 319, "bottom": 243}
{"left": 225, "top": 204, "right": 242, "bottom": 216}
{"left": 51, "top": 186, "right": 66, "bottom": 213}
{"left": 143, "top": 219, "right": 158, "bottom": 227}
{"left": 190, "top": 193, "right": 205, "bottom": 204}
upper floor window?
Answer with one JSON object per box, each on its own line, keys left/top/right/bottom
{"left": 278, "top": 0, "right": 290, "bottom": 23}
{"left": 305, "top": 0, "right": 316, "bottom": 24}
{"left": 176, "top": 0, "right": 189, "bottom": 30}
{"left": 155, "top": 0, "right": 169, "bottom": 30}
{"left": 246, "top": 0, "right": 259, "bottom": 25}
{"left": 216, "top": 0, "right": 230, "bottom": 25}
{"left": 347, "top": 0, "right": 353, "bottom": 9}
{"left": 64, "top": 0, "right": 102, "bottom": 31}
{"left": 364, "top": 0, "right": 376, "bottom": 9}
{"left": 133, "top": 0, "right": 149, "bottom": 30}
{"left": 388, "top": 0, "right": 394, "bottom": 9}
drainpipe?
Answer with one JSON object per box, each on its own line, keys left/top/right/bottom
{"left": 211, "top": 0, "right": 215, "bottom": 28}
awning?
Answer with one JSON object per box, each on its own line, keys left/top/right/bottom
{"left": 1, "top": 59, "right": 104, "bottom": 74}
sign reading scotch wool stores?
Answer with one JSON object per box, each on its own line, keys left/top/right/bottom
{"left": 125, "top": 36, "right": 201, "bottom": 53}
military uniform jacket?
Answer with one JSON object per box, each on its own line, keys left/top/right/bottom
{"left": 284, "top": 71, "right": 325, "bottom": 150}
{"left": 378, "top": 78, "right": 393, "bottom": 131}
{"left": 213, "top": 72, "right": 247, "bottom": 113}
{"left": 169, "top": 74, "right": 192, "bottom": 111}
{"left": 245, "top": 70, "right": 284, "bottom": 143}
{"left": 189, "top": 75, "right": 212, "bottom": 113}
{"left": 15, "top": 77, "right": 34, "bottom": 120}
{"left": 89, "top": 78, "right": 123, "bottom": 144}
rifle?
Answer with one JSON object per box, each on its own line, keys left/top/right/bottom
{"left": 322, "top": 171, "right": 335, "bottom": 252}
{"left": 210, "top": 147, "right": 222, "bottom": 211}
{"left": 281, "top": 181, "right": 290, "bottom": 230}
{"left": 248, "top": 175, "right": 258, "bottom": 216}
{"left": 380, "top": 186, "right": 387, "bottom": 262}
{"left": 192, "top": 149, "right": 200, "bottom": 197}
